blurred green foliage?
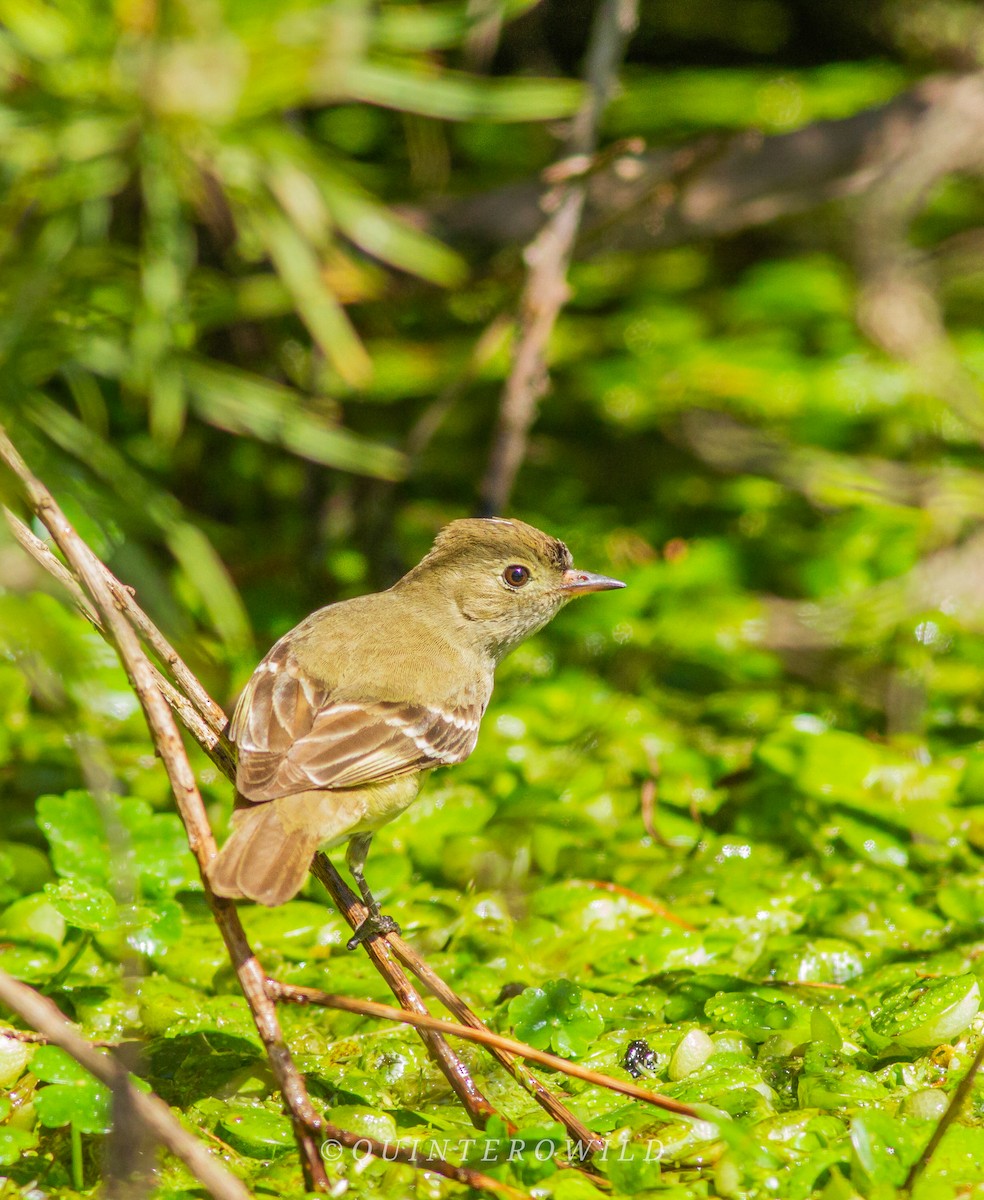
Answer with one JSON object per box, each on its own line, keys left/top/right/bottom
{"left": 3, "top": 0, "right": 984, "bottom": 1198}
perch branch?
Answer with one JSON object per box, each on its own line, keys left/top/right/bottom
{"left": 386, "top": 928, "right": 607, "bottom": 1150}
{"left": 0, "top": 970, "right": 251, "bottom": 1200}
{"left": 6, "top": 484, "right": 498, "bottom": 1131}
{"left": 309, "top": 854, "right": 606, "bottom": 1152}
{"left": 307, "top": 851, "right": 498, "bottom": 1127}
{"left": 271, "top": 981, "right": 699, "bottom": 1117}
{"left": 0, "top": 425, "right": 331, "bottom": 1188}
{"left": 2, "top": 506, "right": 236, "bottom": 781}
{"left": 479, "top": 0, "right": 638, "bottom": 514}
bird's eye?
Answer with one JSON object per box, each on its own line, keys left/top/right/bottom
{"left": 503, "top": 564, "right": 531, "bottom": 588}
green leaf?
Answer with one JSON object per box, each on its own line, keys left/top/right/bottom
{"left": 37, "top": 791, "right": 111, "bottom": 890}
{"left": 863, "top": 975, "right": 981, "bottom": 1052}
{"left": 344, "top": 63, "right": 583, "bottom": 122}
{"left": 320, "top": 178, "right": 466, "bottom": 287}
{"left": 37, "top": 791, "right": 199, "bottom": 902}
{"left": 464, "top": 1116, "right": 562, "bottom": 1185}
{"left": 136, "top": 976, "right": 260, "bottom": 1044}
{"left": 0, "top": 1126, "right": 38, "bottom": 1167}
{"left": 32, "top": 1045, "right": 93, "bottom": 1085}
{"left": 599, "top": 1144, "right": 662, "bottom": 1194}
{"left": 0, "top": 1032, "right": 32, "bottom": 1087}
{"left": 32, "top": 1047, "right": 112, "bottom": 1133}
{"left": 216, "top": 1104, "right": 295, "bottom": 1159}
{"left": 185, "top": 359, "right": 406, "bottom": 480}
{"left": 44, "top": 879, "right": 119, "bottom": 932}
{"left": 850, "top": 1112, "right": 920, "bottom": 1187}
{"left": 704, "top": 991, "right": 799, "bottom": 1043}
{"left": 508, "top": 979, "right": 603, "bottom": 1059}
{"left": 253, "top": 210, "right": 372, "bottom": 388}
{"left": 0, "top": 893, "right": 67, "bottom": 951}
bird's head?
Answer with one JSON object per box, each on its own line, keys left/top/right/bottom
{"left": 397, "top": 517, "right": 625, "bottom": 660}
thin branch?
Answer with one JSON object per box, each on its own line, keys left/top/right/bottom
{"left": 271, "top": 981, "right": 699, "bottom": 1118}
{"left": 571, "top": 879, "right": 696, "bottom": 931}
{"left": 2, "top": 506, "right": 227, "bottom": 735}
{"left": 479, "top": 0, "right": 638, "bottom": 514}
{"left": 309, "top": 854, "right": 606, "bottom": 1152}
{"left": 0, "top": 971, "right": 251, "bottom": 1200}
{"left": 640, "top": 775, "right": 670, "bottom": 849}
{"left": 4, "top": 507, "right": 100, "bottom": 624}
{"left": 0, "top": 981, "right": 527, "bottom": 1200}
{"left": 1, "top": 426, "right": 558, "bottom": 1192}
{"left": 2, "top": 506, "right": 236, "bottom": 781}
{"left": 306, "top": 854, "right": 497, "bottom": 1128}
{"left": 903, "top": 1039, "right": 984, "bottom": 1194}
{"left": 1, "top": 1027, "right": 130, "bottom": 1048}
{"left": 390, "top": 929, "right": 607, "bottom": 1151}
{"left": 0, "top": 425, "right": 329, "bottom": 1190}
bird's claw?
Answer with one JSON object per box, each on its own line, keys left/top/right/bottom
{"left": 346, "top": 910, "right": 401, "bottom": 950}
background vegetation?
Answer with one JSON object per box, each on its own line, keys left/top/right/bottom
{"left": 2, "top": 0, "right": 984, "bottom": 1197}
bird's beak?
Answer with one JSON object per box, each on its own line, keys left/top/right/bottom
{"left": 559, "top": 568, "right": 626, "bottom": 595}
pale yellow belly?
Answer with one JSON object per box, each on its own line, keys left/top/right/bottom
{"left": 317, "top": 774, "right": 422, "bottom": 849}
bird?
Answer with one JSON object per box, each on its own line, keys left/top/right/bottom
{"left": 207, "top": 517, "right": 625, "bottom": 947}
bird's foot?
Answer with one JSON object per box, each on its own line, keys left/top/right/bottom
{"left": 346, "top": 909, "right": 401, "bottom": 951}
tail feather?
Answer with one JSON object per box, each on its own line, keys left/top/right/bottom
{"left": 207, "top": 799, "right": 321, "bottom": 907}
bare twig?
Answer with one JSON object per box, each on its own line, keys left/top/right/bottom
{"left": 640, "top": 775, "right": 669, "bottom": 847}
{"left": 4, "top": 507, "right": 100, "bottom": 624}
{"left": 0, "top": 979, "right": 527, "bottom": 1200}
{"left": 388, "top": 930, "right": 607, "bottom": 1152}
{"left": 3, "top": 505, "right": 226, "bottom": 735}
{"left": 0, "top": 970, "right": 251, "bottom": 1200}
{"left": 479, "top": 0, "right": 638, "bottom": 514}
{"left": 571, "top": 879, "right": 696, "bottom": 932}
{"left": 903, "top": 1039, "right": 984, "bottom": 1193}
{"left": 2, "top": 506, "right": 236, "bottom": 781}
{"left": 306, "top": 853, "right": 497, "bottom": 1128}
{"left": 309, "top": 854, "right": 606, "bottom": 1152}
{"left": 0, "top": 425, "right": 329, "bottom": 1190}
{"left": 1, "top": 428, "right": 569, "bottom": 1190}
{"left": 271, "top": 981, "right": 699, "bottom": 1117}
{"left": 1, "top": 1027, "right": 129, "bottom": 1048}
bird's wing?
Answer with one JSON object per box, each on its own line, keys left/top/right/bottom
{"left": 230, "top": 637, "right": 484, "bottom": 803}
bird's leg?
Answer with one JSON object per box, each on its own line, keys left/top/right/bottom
{"left": 345, "top": 833, "right": 401, "bottom": 950}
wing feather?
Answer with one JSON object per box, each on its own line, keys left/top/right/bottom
{"left": 230, "top": 639, "right": 484, "bottom": 803}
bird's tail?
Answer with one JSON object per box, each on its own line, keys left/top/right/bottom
{"left": 207, "top": 793, "right": 326, "bottom": 907}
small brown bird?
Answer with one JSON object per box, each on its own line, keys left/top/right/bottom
{"left": 207, "top": 517, "right": 624, "bottom": 946}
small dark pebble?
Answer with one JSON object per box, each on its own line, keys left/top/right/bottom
{"left": 623, "top": 1039, "right": 657, "bottom": 1077}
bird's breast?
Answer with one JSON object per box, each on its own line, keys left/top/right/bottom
{"left": 352, "top": 774, "right": 423, "bottom": 833}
